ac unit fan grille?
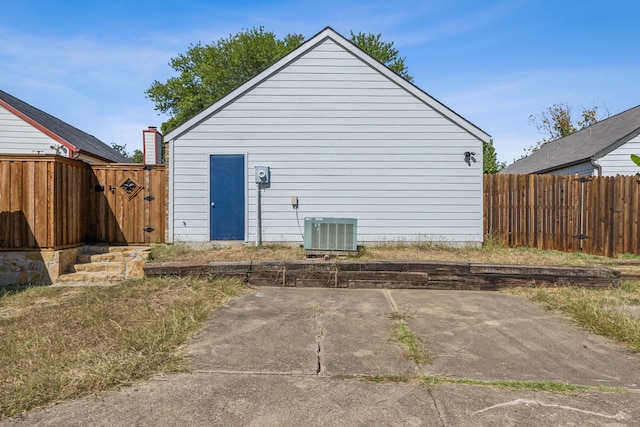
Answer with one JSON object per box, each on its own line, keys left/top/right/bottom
{"left": 304, "top": 218, "right": 357, "bottom": 252}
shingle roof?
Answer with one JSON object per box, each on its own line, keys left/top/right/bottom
{"left": 502, "top": 105, "right": 640, "bottom": 174}
{"left": 0, "top": 89, "right": 130, "bottom": 163}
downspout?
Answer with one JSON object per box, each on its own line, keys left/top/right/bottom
{"left": 590, "top": 156, "right": 602, "bottom": 176}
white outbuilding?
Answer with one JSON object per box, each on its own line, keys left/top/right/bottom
{"left": 165, "top": 27, "right": 490, "bottom": 247}
{"left": 0, "top": 90, "right": 130, "bottom": 163}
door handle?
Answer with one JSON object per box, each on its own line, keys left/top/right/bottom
{"left": 211, "top": 202, "right": 215, "bottom": 208}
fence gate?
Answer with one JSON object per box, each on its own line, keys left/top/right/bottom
{"left": 86, "top": 164, "right": 166, "bottom": 244}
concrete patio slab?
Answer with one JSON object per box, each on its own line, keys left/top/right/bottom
{"left": 389, "top": 290, "right": 640, "bottom": 388}
{"left": 4, "top": 286, "right": 640, "bottom": 426}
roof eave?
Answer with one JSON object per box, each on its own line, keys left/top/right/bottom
{"left": 592, "top": 127, "right": 640, "bottom": 160}
{"left": 0, "top": 98, "right": 78, "bottom": 154}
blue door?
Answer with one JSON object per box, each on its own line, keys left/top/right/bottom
{"left": 210, "top": 155, "right": 245, "bottom": 240}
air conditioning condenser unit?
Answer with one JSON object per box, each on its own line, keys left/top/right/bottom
{"left": 304, "top": 217, "right": 357, "bottom": 255}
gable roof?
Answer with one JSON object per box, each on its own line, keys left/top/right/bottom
{"left": 0, "top": 89, "right": 130, "bottom": 163}
{"left": 502, "top": 105, "right": 640, "bottom": 174}
{"left": 165, "top": 26, "right": 490, "bottom": 143}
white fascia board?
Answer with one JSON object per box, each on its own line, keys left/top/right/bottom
{"left": 167, "top": 134, "right": 175, "bottom": 242}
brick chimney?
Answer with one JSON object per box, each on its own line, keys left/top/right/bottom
{"left": 142, "top": 126, "right": 163, "bottom": 165}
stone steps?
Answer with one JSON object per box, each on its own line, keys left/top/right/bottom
{"left": 76, "top": 252, "right": 125, "bottom": 263}
{"left": 54, "top": 245, "right": 149, "bottom": 286}
{"left": 56, "top": 271, "right": 123, "bottom": 285}
{"left": 71, "top": 261, "right": 124, "bottom": 273}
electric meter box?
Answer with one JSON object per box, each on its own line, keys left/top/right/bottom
{"left": 255, "top": 166, "right": 270, "bottom": 184}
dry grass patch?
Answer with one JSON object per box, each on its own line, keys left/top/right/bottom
{"left": 0, "top": 276, "right": 245, "bottom": 420}
{"left": 358, "top": 242, "right": 625, "bottom": 268}
{"left": 506, "top": 281, "right": 640, "bottom": 353}
{"left": 147, "top": 241, "right": 638, "bottom": 273}
{"left": 148, "top": 242, "right": 305, "bottom": 263}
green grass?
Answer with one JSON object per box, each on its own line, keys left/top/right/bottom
{"left": 0, "top": 284, "right": 62, "bottom": 299}
{"left": 147, "top": 242, "right": 193, "bottom": 261}
{"left": 420, "top": 375, "right": 628, "bottom": 394}
{"left": 617, "top": 253, "right": 640, "bottom": 260}
{"left": 619, "top": 280, "right": 640, "bottom": 292}
{"left": 391, "top": 320, "right": 432, "bottom": 364}
{"left": 507, "top": 282, "right": 640, "bottom": 353}
{"left": 0, "top": 276, "right": 245, "bottom": 420}
{"left": 335, "top": 374, "right": 627, "bottom": 394}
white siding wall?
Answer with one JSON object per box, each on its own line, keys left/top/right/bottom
{"left": 170, "top": 39, "right": 483, "bottom": 244}
{"left": 0, "top": 105, "right": 62, "bottom": 155}
{"left": 597, "top": 135, "right": 640, "bottom": 176}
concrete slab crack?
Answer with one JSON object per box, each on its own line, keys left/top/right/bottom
{"left": 427, "top": 389, "right": 446, "bottom": 427}
{"left": 316, "top": 311, "right": 325, "bottom": 375}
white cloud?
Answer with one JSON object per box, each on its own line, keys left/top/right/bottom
{"left": 0, "top": 25, "right": 181, "bottom": 149}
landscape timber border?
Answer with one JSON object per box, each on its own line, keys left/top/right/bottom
{"left": 144, "top": 260, "right": 620, "bottom": 290}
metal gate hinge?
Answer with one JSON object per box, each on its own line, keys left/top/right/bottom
{"left": 144, "top": 196, "right": 155, "bottom": 201}
{"left": 144, "top": 227, "right": 155, "bottom": 233}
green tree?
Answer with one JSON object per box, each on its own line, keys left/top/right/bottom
{"left": 130, "top": 149, "right": 143, "bottom": 163}
{"left": 525, "top": 103, "right": 600, "bottom": 155}
{"left": 110, "top": 143, "right": 143, "bottom": 163}
{"left": 483, "top": 139, "right": 505, "bottom": 174}
{"left": 147, "top": 27, "right": 413, "bottom": 134}
{"left": 349, "top": 31, "right": 412, "bottom": 82}
{"left": 146, "top": 27, "right": 303, "bottom": 134}
{"left": 111, "top": 143, "right": 129, "bottom": 158}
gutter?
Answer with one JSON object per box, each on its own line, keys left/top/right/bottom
{"left": 590, "top": 157, "right": 602, "bottom": 176}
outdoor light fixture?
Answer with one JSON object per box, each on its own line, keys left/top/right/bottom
{"left": 464, "top": 151, "right": 476, "bottom": 166}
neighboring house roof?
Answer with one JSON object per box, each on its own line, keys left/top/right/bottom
{"left": 165, "top": 26, "right": 490, "bottom": 143}
{"left": 502, "top": 105, "right": 640, "bottom": 174}
{"left": 0, "top": 89, "right": 130, "bottom": 163}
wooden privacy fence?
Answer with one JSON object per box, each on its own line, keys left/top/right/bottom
{"left": 0, "top": 155, "right": 86, "bottom": 249}
{"left": 484, "top": 174, "right": 640, "bottom": 257}
{"left": 0, "top": 155, "right": 166, "bottom": 250}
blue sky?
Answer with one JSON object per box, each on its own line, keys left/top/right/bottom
{"left": 1, "top": 0, "right": 638, "bottom": 164}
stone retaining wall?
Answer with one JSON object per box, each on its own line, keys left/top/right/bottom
{"left": 0, "top": 247, "right": 82, "bottom": 286}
